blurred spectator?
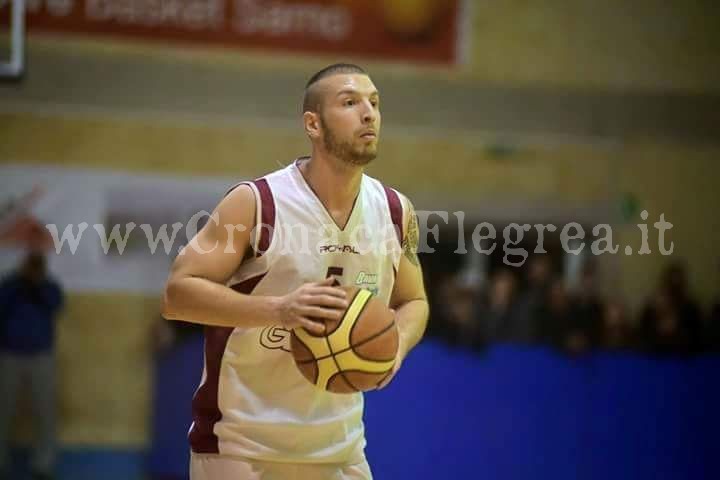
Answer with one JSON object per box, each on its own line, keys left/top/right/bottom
{"left": 708, "top": 300, "right": 720, "bottom": 351}
{"left": 475, "top": 268, "right": 518, "bottom": 345}
{"left": 505, "top": 255, "right": 553, "bottom": 343}
{"left": 597, "top": 299, "right": 636, "bottom": 350}
{"left": 0, "top": 253, "right": 64, "bottom": 480}
{"left": 568, "top": 260, "right": 603, "bottom": 346}
{"left": 425, "top": 270, "right": 454, "bottom": 339}
{"left": 434, "top": 273, "right": 483, "bottom": 350}
{"left": 707, "top": 266, "right": 720, "bottom": 351}
{"left": 540, "top": 279, "right": 591, "bottom": 355}
{"left": 639, "top": 261, "right": 703, "bottom": 355}
{"left": 660, "top": 261, "right": 704, "bottom": 349}
{"left": 639, "top": 287, "right": 693, "bottom": 355}
{"left": 426, "top": 254, "right": 720, "bottom": 357}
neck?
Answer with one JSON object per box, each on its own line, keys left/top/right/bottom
{"left": 298, "top": 152, "right": 364, "bottom": 210}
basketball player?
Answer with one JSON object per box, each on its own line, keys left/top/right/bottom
{"left": 162, "top": 63, "right": 429, "bottom": 480}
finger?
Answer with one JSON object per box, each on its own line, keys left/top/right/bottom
{"left": 315, "top": 277, "right": 336, "bottom": 286}
{"left": 298, "top": 317, "right": 326, "bottom": 335}
{"left": 311, "top": 286, "right": 348, "bottom": 299}
{"left": 299, "top": 306, "right": 345, "bottom": 321}
{"left": 308, "top": 294, "right": 349, "bottom": 309}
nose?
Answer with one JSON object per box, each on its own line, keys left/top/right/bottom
{"left": 361, "top": 100, "right": 376, "bottom": 125}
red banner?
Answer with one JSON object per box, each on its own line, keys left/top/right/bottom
{"left": 2, "top": 0, "right": 464, "bottom": 64}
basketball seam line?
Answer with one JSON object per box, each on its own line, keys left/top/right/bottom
{"left": 337, "top": 368, "right": 394, "bottom": 375}
{"left": 325, "top": 338, "right": 357, "bottom": 392}
{"left": 290, "top": 330, "right": 321, "bottom": 383}
{"left": 346, "top": 318, "right": 398, "bottom": 363}
{"left": 375, "top": 368, "right": 394, "bottom": 388}
{"left": 294, "top": 288, "right": 364, "bottom": 361}
{"left": 324, "top": 290, "right": 371, "bottom": 393}
{"left": 348, "top": 289, "right": 367, "bottom": 348}
{"left": 297, "top": 319, "right": 396, "bottom": 364}
{"left": 301, "top": 288, "right": 362, "bottom": 339}
{"left": 296, "top": 314, "right": 396, "bottom": 365}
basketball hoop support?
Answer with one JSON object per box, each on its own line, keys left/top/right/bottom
{"left": 0, "top": 0, "right": 25, "bottom": 79}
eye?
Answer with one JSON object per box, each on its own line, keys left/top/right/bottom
{"left": 344, "top": 98, "right": 355, "bottom": 106}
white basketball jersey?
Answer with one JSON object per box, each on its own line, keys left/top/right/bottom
{"left": 188, "top": 158, "right": 407, "bottom": 464}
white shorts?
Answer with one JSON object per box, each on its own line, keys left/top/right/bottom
{"left": 190, "top": 452, "right": 373, "bottom": 480}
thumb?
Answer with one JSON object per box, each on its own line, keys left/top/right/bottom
{"left": 317, "top": 276, "right": 336, "bottom": 285}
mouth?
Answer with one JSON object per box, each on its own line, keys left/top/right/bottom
{"left": 360, "top": 131, "right": 377, "bottom": 140}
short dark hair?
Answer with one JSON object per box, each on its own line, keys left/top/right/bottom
{"left": 21, "top": 252, "right": 46, "bottom": 274}
{"left": 302, "top": 63, "right": 367, "bottom": 113}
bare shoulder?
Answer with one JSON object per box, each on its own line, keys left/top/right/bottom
{"left": 373, "top": 177, "right": 414, "bottom": 232}
{"left": 394, "top": 191, "right": 416, "bottom": 234}
{"left": 395, "top": 192, "right": 420, "bottom": 267}
{"left": 168, "top": 183, "right": 257, "bottom": 283}
{"left": 216, "top": 183, "right": 257, "bottom": 228}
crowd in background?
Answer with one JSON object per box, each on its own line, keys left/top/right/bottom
{"left": 427, "top": 256, "right": 720, "bottom": 356}
{"left": 1, "top": 249, "right": 719, "bottom": 478}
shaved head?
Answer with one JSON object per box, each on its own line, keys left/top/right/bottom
{"left": 302, "top": 63, "right": 367, "bottom": 114}
{"left": 301, "top": 64, "right": 380, "bottom": 166}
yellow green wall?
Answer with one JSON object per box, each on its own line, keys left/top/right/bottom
{"left": 11, "top": 294, "right": 159, "bottom": 447}
{"left": 615, "top": 142, "right": 720, "bottom": 308}
{"left": 2, "top": 113, "right": 717, "bottom": 309}
{"left": 467, "top": 0, "right": 720, "bottom": 92}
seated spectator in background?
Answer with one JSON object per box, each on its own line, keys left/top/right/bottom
{"left": 540, "top": 279, "right": 591, "bottom": 355}
{"left": 639, "top": 287, "right": 693, "bottom": 355}
{"left": 434, "top": 273, "right": 483, "bottom": 350}
{"left": 505, "top": 255, "right": 553, "bottom": 344}
{"left": 475, "top": 268, "right": 518, "bottom": 346}
{"left": 707, "top": 265, "right": 720, "bottom": 351}
{"left": 660, "top": 261, "right": 703, "bottom": 350}
{"left": 708, "top": 300, "right": 720, "bottom": 352}
{"left": 639, "top": 261, "right": 703, "bottom": 354}
{"left": 0, "top": 253, "right": 64, "bottom": 480}
{"left": 569, "top": 260, "right": 603, "bottom": 347}
{"left": 426, "top": 270, "right": 455, "bottom": 340}
{"left": 598, "top": 299, "right": 636, "bottom": 350}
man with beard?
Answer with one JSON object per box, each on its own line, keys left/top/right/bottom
{"left": 162, "top": 64, "right": 428, "bottom": 480}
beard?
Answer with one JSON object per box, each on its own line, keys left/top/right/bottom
{"left": 320, "top": 115, "right": 378, "bottom": 166}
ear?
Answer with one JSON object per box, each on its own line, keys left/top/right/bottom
{"left": 303, "top": 111, "right": 321, "bottom": 139}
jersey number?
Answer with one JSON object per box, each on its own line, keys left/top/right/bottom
{"left": 326, "top": 266, "right": 344, "bottom": 286}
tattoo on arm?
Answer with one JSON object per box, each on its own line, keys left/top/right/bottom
{"left": 402, "top": 210, "right": 420, "bottom": 267}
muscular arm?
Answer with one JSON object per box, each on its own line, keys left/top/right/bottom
{"left": 162, "top": 185, "right": 277, "bottom": 328}
{"left": 389, "top": 200, "right": 429, "bottom": 362}
{"left": 162, "top": 185, "right": 347, "bottom": 332}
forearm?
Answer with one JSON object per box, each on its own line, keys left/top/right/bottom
{"left": 162, "top": 276, "right": 279, "bottom": 329}
{"left": 394, "top": 298, "right": 429, "bottom": 359}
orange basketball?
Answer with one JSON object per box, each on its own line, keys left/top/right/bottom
{"left": 291, "top": 286, "right": 398, "bottom": 393}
